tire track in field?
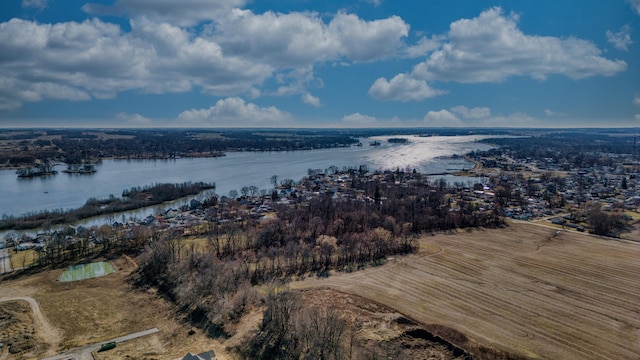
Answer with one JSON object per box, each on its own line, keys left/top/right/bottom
{"left": 439, "top": 236, "right": 640, "bottom": 317}
{"left": 430, "top": 236, "right": 639, "bottom": 357}
{"left": 417, "top": 250, "right": 637, "bottom": 359}
{"left": 293, "top": 226, "right": 640, "bottom": 360}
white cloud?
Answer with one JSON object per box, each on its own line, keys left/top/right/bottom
{"left": 369, "top": 73, "right": 445, "bottom": 101}
{"left": 176, "top": 97, "right": 291, "bottom": 126}
{"left": 302, "top": 93, "right": 321, "bottom": 107}
{"left": 634, "top": 94, "right": 640, "bottom": 106}
{"left": 450, "top": 105, "right": 490, "bottom": 119}
{"left": 22, "top": 0, "right": 48, "bottom": 9}
{"left": 636, "top": 114, "right": 640, "bottom": 122}
{"left": 545, "top": 109, "right": 556, "bottom": 116}
{"left": 424, "top": 107, "right": 540, "bottom": 127}
{"left": 116, "top": 112, "right": 153, "bottom": 126}
{"left": 628, "top": 0, "right": 640, "bottom": 15}
{"left": 0, "top": 18, "right": 272, "bottom": 109}
{"left": 423, "top": 110, "right": 461, "bottom": 126}
{"left": 412, "top": 7, "right": 626, "bottom": 83}
{"left": 403, "top": 35, "right": 442, "bottom": 58}
{"left": 0, "top": 5, "right": 414, "bottom": 110}
{"left": 214, "top": 10, "right": 409, "bottom": 66}
{"left": 342, "top": 112, "right": 379, "bottom": 126}
{"left": 328, "top": 12, "right": 409, "bottom": 62}
{"left": 606, "top": 25, "right": 633, "bottom": 51}
{"left": 83, "top": 0, "right": 248, "bottom": 26}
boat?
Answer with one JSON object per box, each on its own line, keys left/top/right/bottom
{"left": 369, "top": 140, "right": 381, "bottom": 146}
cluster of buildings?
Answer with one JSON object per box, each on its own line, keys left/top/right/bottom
{"left": 473, "top": 154, "right": 639, "bottom": 228}
{"left": 6, "top": 153, "right": 639, "bottom": 256}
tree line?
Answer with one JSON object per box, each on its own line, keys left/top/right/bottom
{"left": 0, "top": 181, "right": 214, "bottom": 230}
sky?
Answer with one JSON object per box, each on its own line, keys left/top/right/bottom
{"left": 1, "top": 0, "right": 639, "bottom": 128}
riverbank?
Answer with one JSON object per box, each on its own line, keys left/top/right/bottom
{"left": 0, "top": 182, "right": 215, "bottom": 231}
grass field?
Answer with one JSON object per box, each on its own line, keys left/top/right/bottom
{"left": 0, "top": 257, "right": 232, "bottom": 360}
{"left": 292, "top": 222, "right": 640, "bottom": 360}
{"left": 9, "top": 249, "right": 37, "bottom": 270}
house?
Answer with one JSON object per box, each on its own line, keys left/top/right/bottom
{"left": 181, "top": 350, "right": 216, "bottom": 360}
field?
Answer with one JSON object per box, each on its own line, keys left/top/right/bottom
{"left": 0, "top": 257, "right": 232, "bottom": 360}
{"left": 1, "top": 222, "right": 638, "bottom": 359}
{"left": 292, "top": 222, "right": 640, "bottom": 360}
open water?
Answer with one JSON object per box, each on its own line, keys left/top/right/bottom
{"left": 0, "top": 135, "right": 497, "bottom": 220}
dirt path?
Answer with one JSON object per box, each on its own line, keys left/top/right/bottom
{"left": 41, "top": 328, "right": 159, "bottom": 360}
{"left": 0, "top": 296, "right": 62, "bottom": 352}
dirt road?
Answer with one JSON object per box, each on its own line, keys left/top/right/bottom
{"left": 0, "top": 296, "right": 61, "bottom": 347}
{"left": 41, "top": 328, "right": 160, "bottom": 360}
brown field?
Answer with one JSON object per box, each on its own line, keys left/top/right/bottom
{"left": 292, "top": 222, "right": 640, "bottom": 360}
{"left": 0, "top": 257, "right": 233, "bottom": 360}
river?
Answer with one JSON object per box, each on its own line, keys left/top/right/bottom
{"left": 0, "top": 135, "right": 498, "bottom": 233}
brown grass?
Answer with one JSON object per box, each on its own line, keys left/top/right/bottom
{"left": 0, "top": 300, "right": 47, "bottom": 359}
{"left": 0, "top": 257, "right": 234, "bottom": 359}
{"left": 9, "top": 250, "right": 37, "bottom": 270}
{"left": 292, "top": 221, "right": 640, "bottom": 360}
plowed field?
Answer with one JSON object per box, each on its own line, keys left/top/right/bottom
{"left": 292, "top": 223, "right": 640, "bottom": 360}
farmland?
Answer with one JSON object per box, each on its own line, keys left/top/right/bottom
{"left": 292, "top": 222, "right": 640, "bottom": 360}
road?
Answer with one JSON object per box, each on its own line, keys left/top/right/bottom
{"left": 0, "top": 248, "right": 11, "bottom": 274}
{"left": 41, "top": 327, "right": 160, "bottom": 360}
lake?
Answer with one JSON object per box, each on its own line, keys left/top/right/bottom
{"left": 1, "top": 135, "right": 497, "bottom": 219}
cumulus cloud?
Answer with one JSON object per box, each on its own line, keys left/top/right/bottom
{"left": 369, "top": 73, "right": 445, "bottom": 101}
{"left": 424, "top": 106, "right": 540, "bottom": 127}
{"left": 450, "top": 106, "right": 490, "bottom": 119}
{"left": 328, "top": 12, "right": 408, "bottom": 62}
{"left": 214, "top": 10, "right": 409, "bottom": 66}
{"left": 628, "top": 0, "right": 640, "bottom": 14}
{"left": 412, "top": 7, "right": 626, "bottom": 82}
{"left": 1, "top": 5, "right": 413, "bottom": 110}
{"left": 634, "top": 94, "right": 640, "bottom": 106}
{"left": 302, "top": 93, "right": 321, "bottom": 107}
{"left": 83, "top": 0, "right": 248, "bottom": 26}
{"left": 403, "top": 35, "right": 442, "bottom": 58}
{"left": 0, "top": 18, "right": 274, "bottom": 109}
{"left": 116, "top": 112, "right": 153, "bottom": 126}
{"left": 606, "top": 25, "right": 633, "bottom": 51}
{"left": 176, "top": 97, "right": 291, "bottom": 126}
{"left": 423, "top": 109, "right": 461, "bottom": 126}
{"left": 342, "top": 112, "right": 379, "bottom": 126}
{"left": 545, "top": 109, "right": 556, "bottom": 116}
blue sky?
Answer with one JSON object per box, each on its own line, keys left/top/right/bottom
{"left": 1, "top": 0, "right": 639, "bottom": 128}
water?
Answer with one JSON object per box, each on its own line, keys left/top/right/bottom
{"left": 1, "top": 135, "right": 497, "bottom": 219}
{"left": 58, "top": 261, "right": 115, "bottom": 282}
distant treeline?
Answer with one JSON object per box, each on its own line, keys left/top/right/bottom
{"left": 0, "top": 129, "right": 363, "bottom": 166}
{"left": 0, "top": 127, "right": 528, "bottom": 166}
{"left": 479, "top": 132, "right": 639, "bottom": 168}
{"left": 0, "top": 181, "right": 214, "bottom": 230}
